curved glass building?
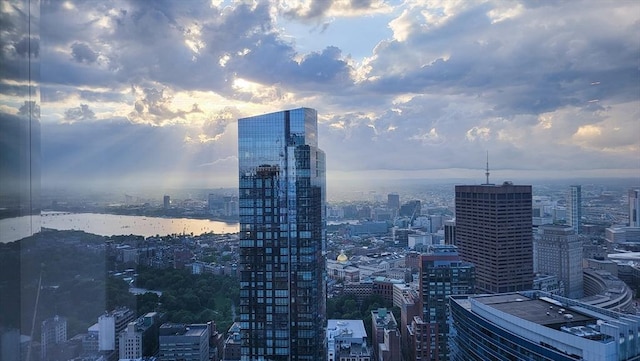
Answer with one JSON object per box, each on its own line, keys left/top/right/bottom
{"left": 449, "top": 291, "right": 640, "bottom": 361}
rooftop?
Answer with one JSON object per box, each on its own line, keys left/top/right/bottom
{"left": 475, "top": 293, "right": 595, "bottom": 330}
{"left": 327, "top": 319, "right": 367, "bottom": 341}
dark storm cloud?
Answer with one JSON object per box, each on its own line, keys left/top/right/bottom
{"left": 71, "top": 42, "right": 98, "bottom": 64}
{"left": 13, "top": 36, "right": 39, "bottom": 58}
{"left": 233, "top": 41, "right": 353, "bottom": 89}
{"left": 0, "top": 4, "right": 39, "bottom": 85}
{"left": 281, "top": 0, "right": 387, "bottom": 21}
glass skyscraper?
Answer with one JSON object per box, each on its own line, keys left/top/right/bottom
{"left": 237, "top": 108, "right": 326, "bottom": 360}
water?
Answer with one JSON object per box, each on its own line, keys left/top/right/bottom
{"left": 37, "top": 212, "right": 239, "bottom": 238}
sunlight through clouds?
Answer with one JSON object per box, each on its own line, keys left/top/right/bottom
{"left": 7, "top": 0, "right": 634, "bottom": 187}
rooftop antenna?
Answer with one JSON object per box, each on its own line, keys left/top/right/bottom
{"left": 485, "top": 151, "right": 490, "bottom": 185}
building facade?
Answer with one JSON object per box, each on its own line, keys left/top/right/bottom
{"left": 417, "top": 245, "right": 474, "bottom": 361}
{"left": 567, "top": 185, "right": 582, "bottom": 234}
{"left": 159, "top": 323, "right": 209, "bottom": 361}
{"left": 371, "top": 308, "right": 401, "bottom": 361}
{"left": 119, "top": 322, "right": 142, "bottom": 360}
{"left": 98, "top": 307, "right": 135, "bottom": 352}
{"left": 238, "top": 108, "right": 326, "bottom": 360}
{"left": 449, "top": 291, "right": 640, "bottom": 361}
{"left": 534, "top": 225, "right": 583, "bottom": 299}
{"left": 455, "top": 182, "right": 533, "bottom": 294}
{"left": 41, "top": 316, "right": 67, "bottom": 361}
{"left": 630, "top": 189, "right": 640, "bottom": 228}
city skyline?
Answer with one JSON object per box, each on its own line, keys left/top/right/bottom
{"left": 2, "top": 1, "right": 638, "bottom": 191}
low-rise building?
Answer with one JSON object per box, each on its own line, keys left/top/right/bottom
{"left": 326, "top": 320, "right": 370, "bottom": 361}
{"left": 159, "top": 323, "right": 209, "bottom": 361}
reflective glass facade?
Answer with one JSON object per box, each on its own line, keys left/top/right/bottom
{"left": 238, "top": 108, "right": 326, "bottom": 360}
{"left": 0, "top": 1, "right": 40, "bottom": 360}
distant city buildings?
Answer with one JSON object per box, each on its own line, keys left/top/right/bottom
{"left": 238, "top": 108, "right": 326, "bottom": 360}
{"left": 163, "top": 195, "right": 170, "bottom": 210}
{"left": 387, "top": 193, "right": 400, "bottom": 211}
{"left": 605, "top": 226, "right": 640, "bottom": 244}
{"left": 455, "top": 182, "right": 533, "bottom": 293}
{"left": 449, "top": 291, "right": 640, "bottom": 360}
{"left": 567, "top": 185, "right": 582, "bottom": 234}
{"left": 534, "top": 224, "right": 583, "bottom": 299}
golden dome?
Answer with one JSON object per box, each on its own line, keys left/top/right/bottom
{"left": 337, "top": 250, "right": 348, "bottom": 263}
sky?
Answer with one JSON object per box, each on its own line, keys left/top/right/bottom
{"left": 2, "top": 0, "right": 639, "bottom": 192}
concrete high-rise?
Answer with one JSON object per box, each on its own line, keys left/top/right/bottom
{"left": 41, "top": 316, "right": 67, "bottom": 361}
{"left": 98, "top": 307, "right": 135, "bottom": 352}
{"left": 417, "top": 245, "right": 474, "bottom": 361}
{"left": 534, "top": 224, "right": 583, "bottom": 299}
{"left": 455, "top": 182, "right": 533, "bottom": 293}
{"left": 630, "top": 189, "right": 640, "bottom": 227}
{"left": 567, "top": 185, "right": 582, "bottom": 234}
{"left": 238, "top": 108, "right": 326, "bottom": 360}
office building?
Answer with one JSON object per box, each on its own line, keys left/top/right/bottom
{"left": 118, "top": 312, "right": 161, "bottom": 359}
{"left": 41, "top": 316, "right": 67, "bottom": 361}
{"left": 443, "top": 219, "right": 456, "bottom": 245}
{"left": 630, "top": 189, "right": 640, "bottom": 227}
{"left": 605, "top": 226, "right": 640, "bottom": 244}
{"left": 455, "top": 182, "right": 533, "bottom": 293}
{"left": 238, "top": 108, "right": 326, "bottom": 360}
{"left": 449, "top": 291, "right": 640, "bottom": 360}
{"left": 371, "top": 308, "right": 401, "bottom": 361}
{"left": 534, "top": 225, "right": 583, "bottom": 299}
{"left": 567, "top": 185, "right": 582, "bottom": 234}
{"left": 159, "top": 323, "right": 209, "bottom": 361}
{"left": 98, "top": 307, "right": 135, "bottom": 352}
{"left": 119, "top": 322, "right": 142, "bottom": 359}
{"left": 326, "top": 320, "right": 370, "bottom": 361}
{"left": 417, "top": 245, "right": 474, "bottom": 361}
{"left": 163, "top": 195, "right": 170, "bottom": 210}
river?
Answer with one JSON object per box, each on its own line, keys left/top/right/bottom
{"left": 0, "top": 212, "right": 239, "bottom": 243}
{"left": 38, "top": 212, "right": 239, "bottom": 238}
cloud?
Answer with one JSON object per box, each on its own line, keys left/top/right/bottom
{"left": 128, "top": 86, "right": 201, "bottom": 125}
{"left": 24, "top": 0, "right": 639, "bottom": 186}
{"left": 64, "top": 104, "right": 96, "bottom": 123}
{"left": 71, "top": 42, "right": 98, "bottom": 64}
{"left": 279, "top": 0, "right": 391, "bottom": 21}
